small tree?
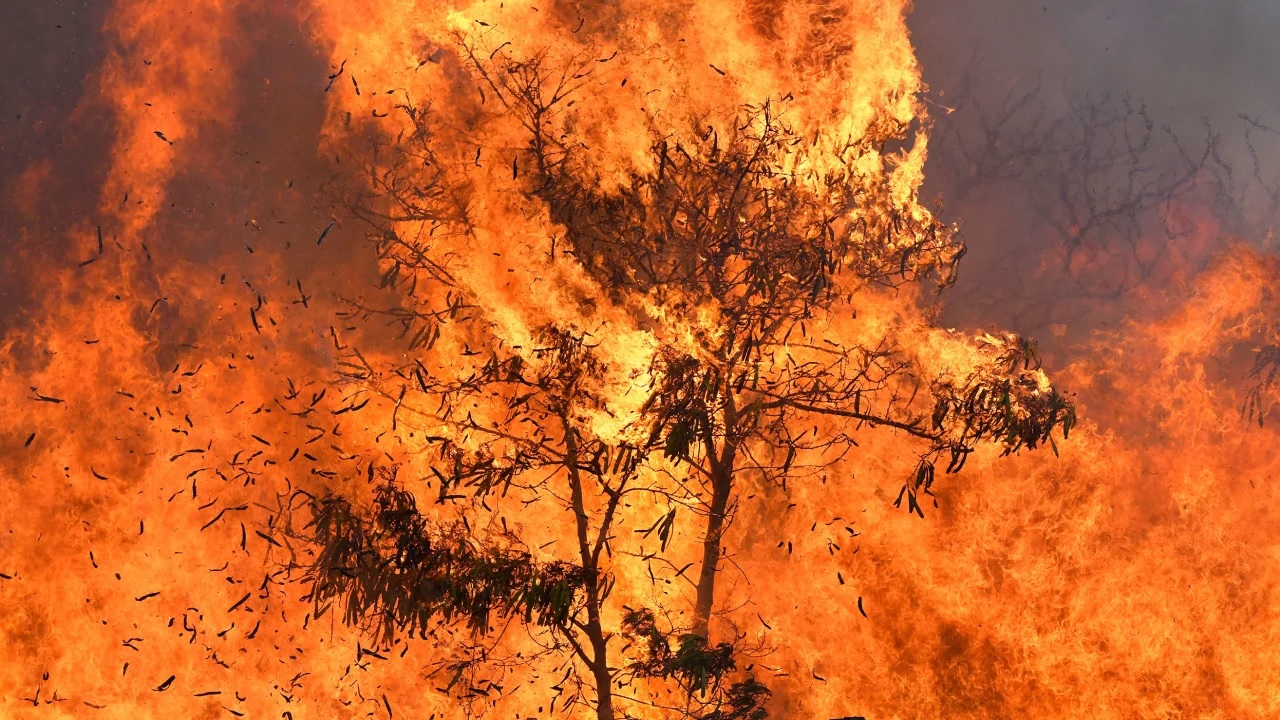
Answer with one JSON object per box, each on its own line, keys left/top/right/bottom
{"left": 304, "top": 324, "right": 769, "bottom": 718}
{"left": 297, "top": 38, "right": 1075, "bottom": 719}
{"left": 485, "top": 48, "right": 1075, "bottom": 638}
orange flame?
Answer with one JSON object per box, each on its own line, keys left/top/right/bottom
{"left": 2, "top": 2, "right": 1279, "bottom": 719}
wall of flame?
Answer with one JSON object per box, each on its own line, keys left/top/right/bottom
{"left": 2, "top": 1, "right": 1278, "bottom": 718}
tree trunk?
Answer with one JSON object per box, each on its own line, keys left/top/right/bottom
{"left": 694, "top": 391, "right": 740, "bottom": 640}
{"left": 586, "top": 612, "right": 614, "bottom": 720}
{"left": 693, "top": 465, "right": 732, "bottom": 639}
{"left": 563, "top": 415, "right": 615, "bottom": 720}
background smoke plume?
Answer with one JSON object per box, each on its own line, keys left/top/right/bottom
{"left": 912, "top": 0, "right": 1280, "bottom": 345}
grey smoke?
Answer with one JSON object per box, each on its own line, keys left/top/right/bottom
{"left": 910, "top": 1, "right": 1280, "bottom": 349}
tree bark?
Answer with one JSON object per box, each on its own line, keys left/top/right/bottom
{"left": 563, "top": 414, "right": 615, "bottom": 720}
{"left": 693, "top": 466, "right": 732, "bottom": 639}
{"left": 693, "top": 390, "right": 740, "bottom": 640}
{"left": 586, "top": 615, "right": 614, "bottom": 720}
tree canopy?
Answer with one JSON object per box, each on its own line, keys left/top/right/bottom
{"left": 291, "top": 40, "right": 1076, "bottom": 720}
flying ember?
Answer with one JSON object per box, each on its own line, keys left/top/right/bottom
{"left": 2, "top": 1, "right": 1278, "bottom": 718}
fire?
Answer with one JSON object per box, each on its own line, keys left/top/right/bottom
{"left": 1, "top": 1, "right": 1278, "bottom": 719}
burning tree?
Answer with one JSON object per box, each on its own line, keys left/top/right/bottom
{"left": 305, "top": 325, "right": 756, "bottom": 718}
{"left": 293, "top": 40, "right": 1075, "bottom": 720}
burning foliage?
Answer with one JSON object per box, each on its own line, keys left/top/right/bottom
{"left": 305, "top": 479, "right": 593, "bottom": 639}
{"left": 283, "top": 23, "right": 1077, "bottom": 718}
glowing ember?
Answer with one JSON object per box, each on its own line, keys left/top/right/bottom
{"left": 1, "top": 2, "right": 1278, "bottom": 719}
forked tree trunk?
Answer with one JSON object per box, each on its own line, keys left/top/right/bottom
{"left": 563, "top": 416, "right": 615, "bottom": 720}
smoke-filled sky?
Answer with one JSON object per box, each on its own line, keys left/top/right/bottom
{"left": 913, "top": 0, "right": 1280, "bottom": 121}
{"left": 905, "top": 0, "right": 1280, "bottom": 351}
{"left": 1, "top": 1, "right": 104, "bottom": 323}
{"left": 911, "top": 0, "right": 1280, "bottom": 225}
